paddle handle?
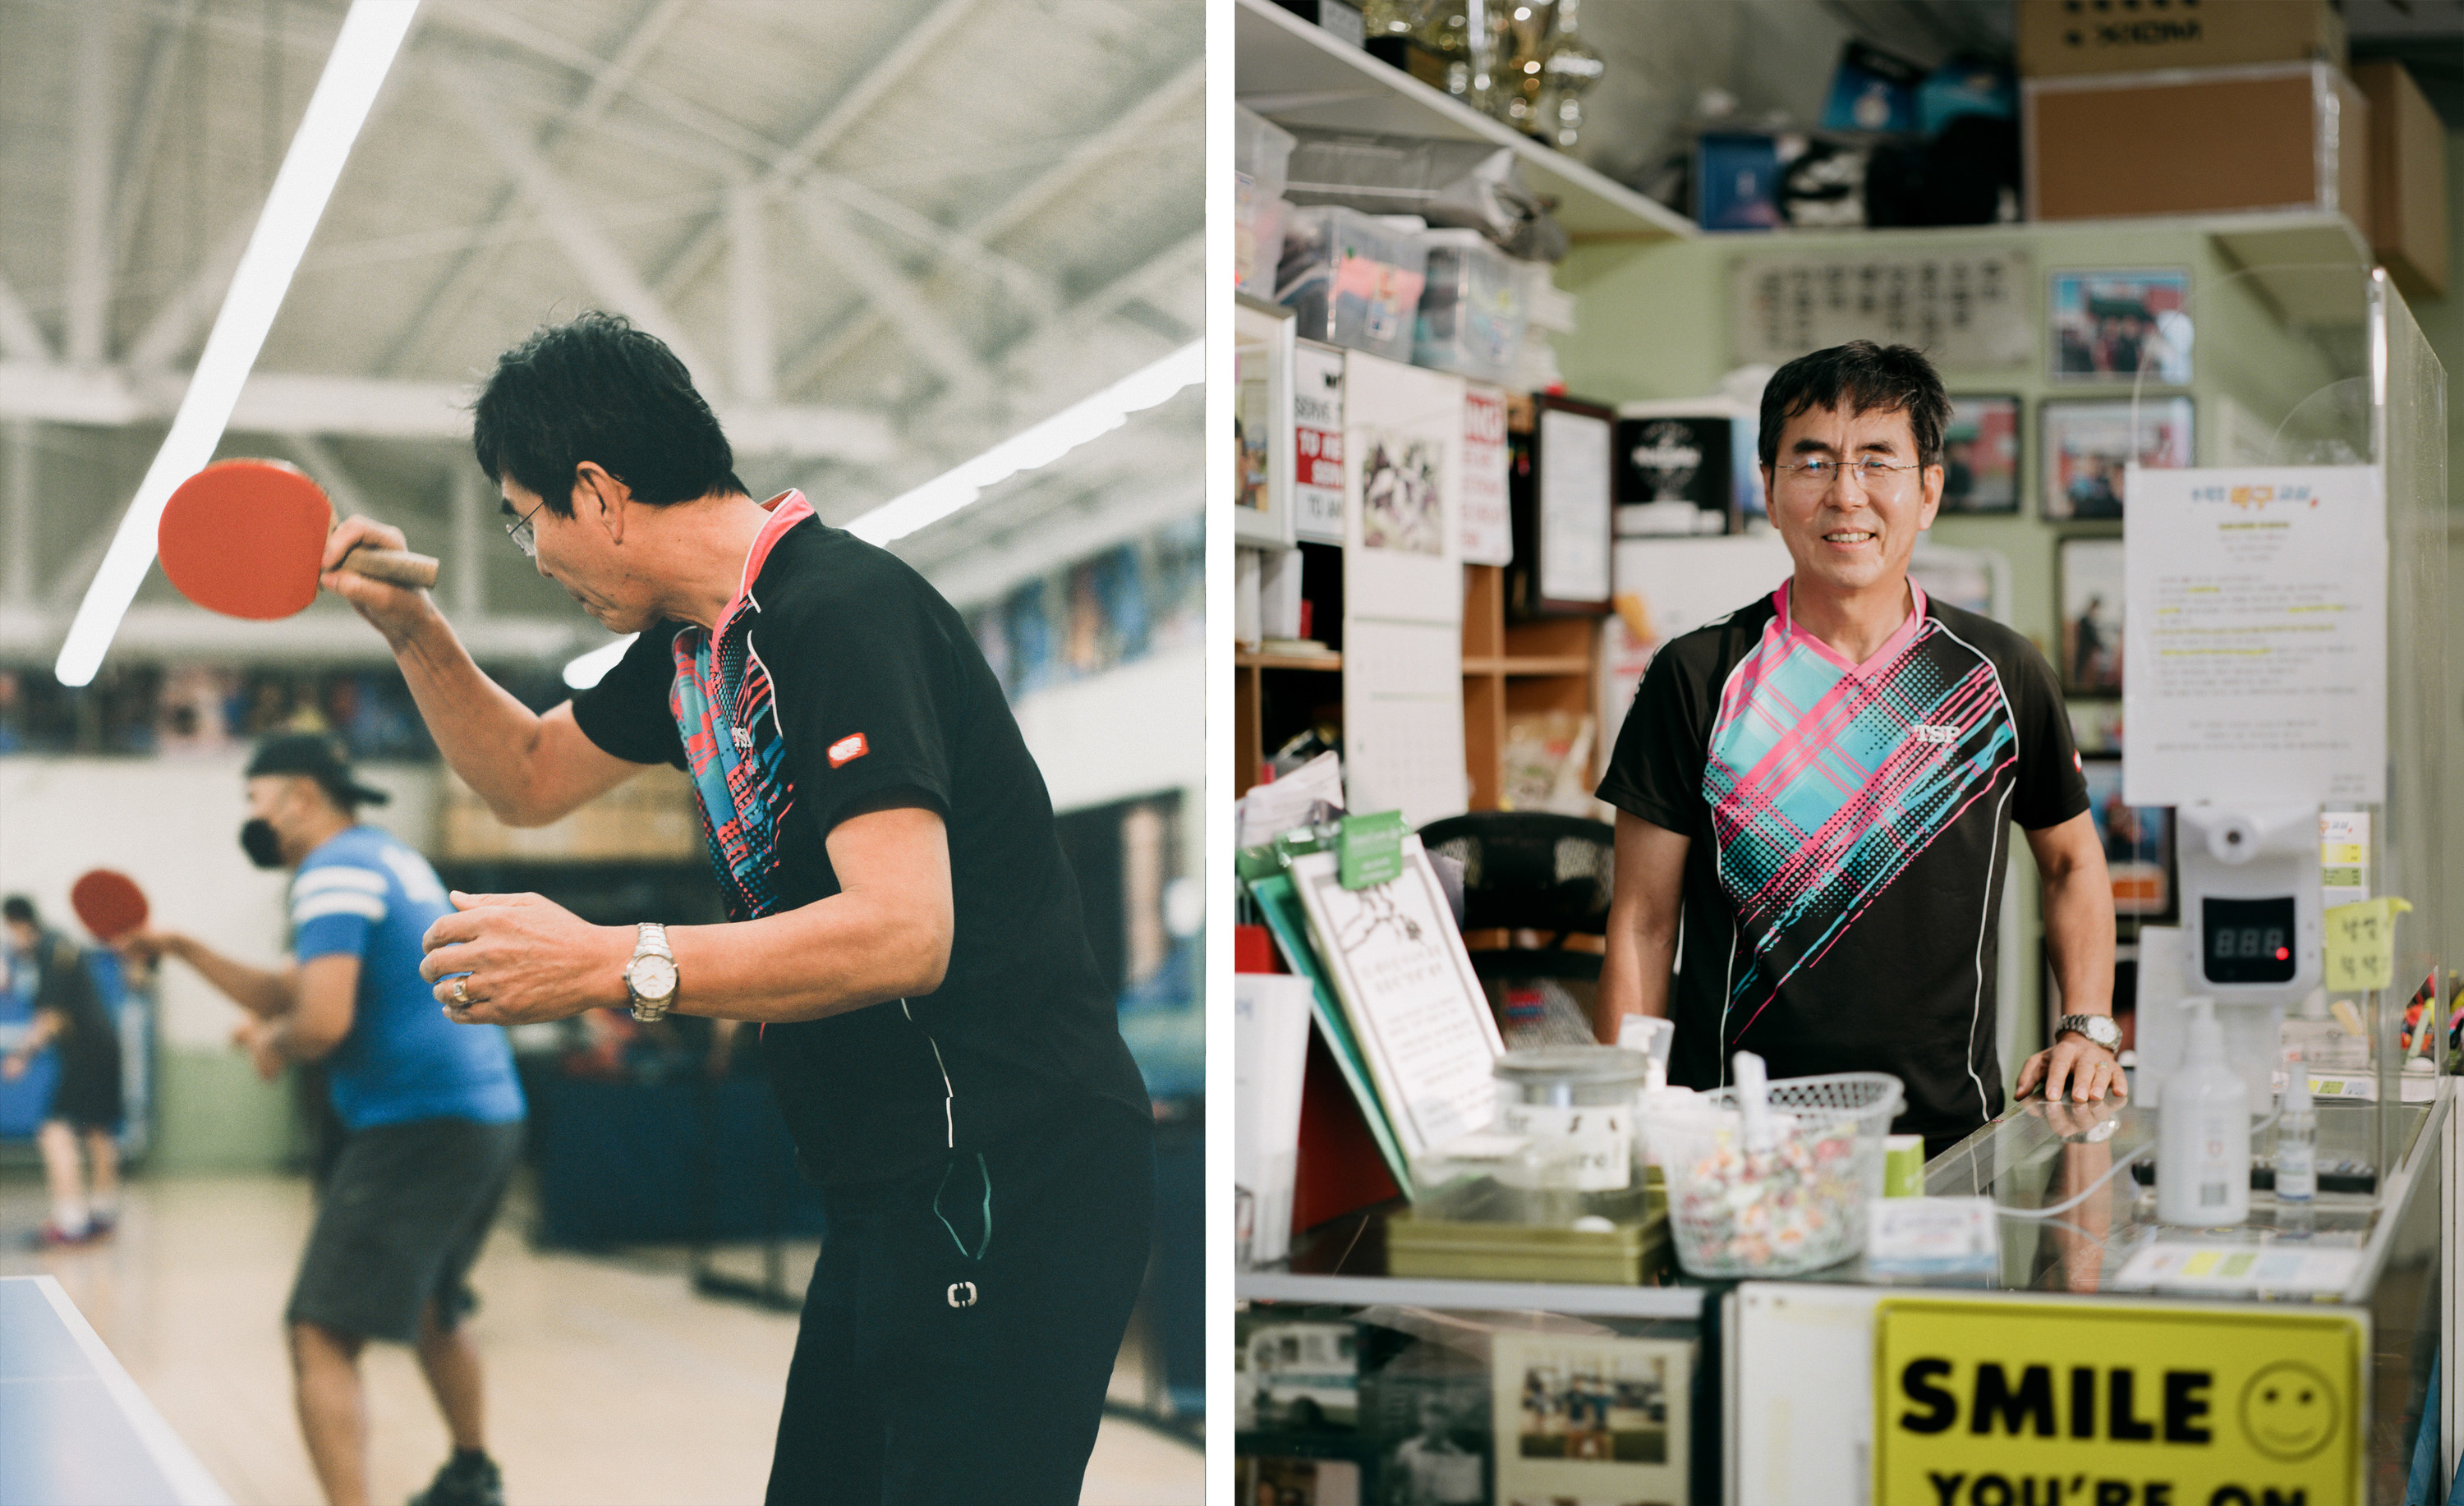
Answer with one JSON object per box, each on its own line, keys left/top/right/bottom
{"left": 341, "top": 544, "right": 439, "bottom": 590}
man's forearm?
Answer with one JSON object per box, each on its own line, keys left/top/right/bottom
{"left": 664, "top": 894, "right": 951, "bottom": 1024}
{"left": 163, "top": 934, "right": 295, "bottom": 1018}
{"left": 2040, "top": 866, "right": 2117, "bottom": 1020}
{"left": 388, "top": 610, "right": 557, "bottom": 823}
{"left": 1597, "top": 924, "right": 1676, "bottom": 1042}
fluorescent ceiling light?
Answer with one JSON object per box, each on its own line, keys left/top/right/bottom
{"left": 563, "top": 632, "right": 638, "bottom": 690}
{"left": 54, "top": 0, "right": 421, "bottom": 687}
{"left": 844, "top": 339, "right": 1203, "bottom": 547}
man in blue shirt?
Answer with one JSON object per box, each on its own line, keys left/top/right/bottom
{"left": 133, "top": 736, "right": 523, "bottom": 1506}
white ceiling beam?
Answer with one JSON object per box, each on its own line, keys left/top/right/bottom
{"left": 125, "top": 214, "right": 256, "bottom": 376}
{"left": 453, "top": 80, "right": 715, "bottom": 380}
{"left": 378, "top": 1, "right": 692, "bottom": 375}
{"left": 0, "top": 361, "right": 893, "bottom": 461}
{"left": 969, "top": 59, "right": 1204, "bottom": 243}
{"left": 766, "top": 65, "right": 1203, "bottom": 400}
{"left": 64, "top": 3, "right": 118, "bottom": 367}
{"left": 645, "top": 0, "right": 983, "bottom": 296}
{"left": 107, "top": 0, "right": 202, "bottom": 297}
{"left": 571, "top": 0, "right": 697, "bottom": 122}
{"left": 726, "top": 182, "right": 775, "bottom": 405}
{"left": 786, "top": 192, "right": 985, "bottom": 402}
{"left": 0, "top": 263, "right": 52, "bottom": 364}
{"left": 449, "top": 463, "right": 487, "bottom": 619}
{"left": 283, "top": 433, "right": 371, "bottom": 517}
{"left": 4, "top": 421, "right": 34, "bottom": 607}
{"left": 0, "top": 604, "right": 595, "bottom": 663}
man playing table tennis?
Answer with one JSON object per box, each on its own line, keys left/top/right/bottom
{"left": 130, "top": 736, "right": 524, "bottom": 1506}
{"left": 321, "top": 310, "right": 1153, "bottom": 1506}
{"left": 0, "top": 896, "right": 124, "bottom": 1246}
{"left": 1597, "top": 341, "right": 2122, "bottom": 1162}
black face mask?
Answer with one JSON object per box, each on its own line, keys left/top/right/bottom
{"left": 240, "top": 819, "right": 286, "bottom": 870}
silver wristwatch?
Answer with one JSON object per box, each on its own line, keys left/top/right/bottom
{"left": 2056, "top": 1012, "right": 2122, "bottom": 1053}
{"left": 624, "top": 922, "right": 678, "bottom": 1023}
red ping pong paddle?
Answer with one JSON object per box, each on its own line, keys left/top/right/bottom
{"left": 157, "top": 458, "right": 439, "bottom": 620}
{"left": 70, "top": 870, "right": 149, "bottom": 942}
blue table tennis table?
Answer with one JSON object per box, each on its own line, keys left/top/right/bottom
{"left": 0, "top": 1275, "right": 230, "bottom": 1505}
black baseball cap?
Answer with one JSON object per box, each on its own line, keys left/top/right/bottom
{"left": 246, "top": 734, "right": 392, "bottom": 810}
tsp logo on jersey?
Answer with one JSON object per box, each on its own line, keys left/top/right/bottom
{"left": 1910, "top": 724, "right": 1959, "bottom": 746}
{"left": 828, "top": 732, "right": 870, "bottom": 768}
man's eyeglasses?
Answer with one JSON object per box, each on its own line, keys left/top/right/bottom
{"left": 1772, "top": 457, "right": 1925, "bottom": 493}
{"left": 503, "top": 498, "right": 546, "bottom": 558}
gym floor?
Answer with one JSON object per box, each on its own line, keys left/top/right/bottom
{"left": 0, "top": 1171, "right": 1202, "bottom": 1506}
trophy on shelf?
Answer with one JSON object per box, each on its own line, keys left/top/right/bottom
{"left": 1363, "top": 0, "right": 1607, "bottom": 152}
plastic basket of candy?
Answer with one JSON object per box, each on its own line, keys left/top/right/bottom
{"left": 1641, "top": 1064, "right": 1904, "bottom": 1278}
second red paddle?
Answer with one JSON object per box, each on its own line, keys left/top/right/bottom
{"left": 70, "top": 870, "right": 149, "bottom": 943}
{"left": 157, "top": 458, "right": 439, "bottom": 620}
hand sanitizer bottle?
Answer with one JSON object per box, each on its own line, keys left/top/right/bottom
{"left": 2274, "top": 1054, "right": 2317, "bottom": 1203}
{"left": 2158, "top": 997, "right": 2250, "bottom": 1226}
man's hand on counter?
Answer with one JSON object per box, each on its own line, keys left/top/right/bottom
{"left": 2015, "top": 1030, "right": 2127, "bottom": 1104}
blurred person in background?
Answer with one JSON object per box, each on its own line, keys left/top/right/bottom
{"left": 128, "top": 735, "right": 524, "bottom": 1506}
{"left": 0, "top": 895, "right": 123, "bottom": 1246}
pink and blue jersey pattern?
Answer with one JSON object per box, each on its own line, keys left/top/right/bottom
{"left": 1708, "top": 584, "right": 2016, "bottom": 1035}
{"left": 669, "top": 493, "right": 814, "bottom": 922}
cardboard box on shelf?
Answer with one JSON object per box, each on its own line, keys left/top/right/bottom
{"left": 440, "top": 762, "right": 703, "bottom": 862}
{"left": 2353, "top": 60, "right": 2448, "bottom": 299}
{"left": 2016, "top": 0, "right": 2345, "bottom": 80}
{"left": 2025, "top": 62, "right": 2368, "bottom": 224}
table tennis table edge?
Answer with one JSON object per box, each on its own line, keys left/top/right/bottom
{"left": 17, "top": 1274, "right": 234, "bottom": 1506}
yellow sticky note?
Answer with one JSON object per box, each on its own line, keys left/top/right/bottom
{"left": 2324, "top": 897, "right": 2411, "bottom": 993}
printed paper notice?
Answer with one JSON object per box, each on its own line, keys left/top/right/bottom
{"left": 1460, "top": 384, "right": 1511, "bottom": 565}
{"left": 2123, "top": 466, "right": 2385, "bottom": 806}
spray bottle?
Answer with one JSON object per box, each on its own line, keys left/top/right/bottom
{"left": 2273, "top": 1054, "right": 2316, "bottom": 1203}
{"left": 2158, "top": 997, "right": 2250, "bottom": 1226}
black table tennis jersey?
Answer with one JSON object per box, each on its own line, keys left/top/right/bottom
{"left": 1597, "top": 583, "right": 2088, "bottom": 1141}
{"left": 572, "top": 493, "right": 1148, "bottom": 1184}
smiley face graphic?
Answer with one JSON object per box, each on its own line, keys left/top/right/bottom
{"left": 2240, "top": 1361, "right": 2340, "bottom": 1462}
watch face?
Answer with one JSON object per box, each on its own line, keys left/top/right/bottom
{"left": 629, "top": 953, "right": 678, "bottom": 1001}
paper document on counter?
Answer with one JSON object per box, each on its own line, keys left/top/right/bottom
{"left": 2123, "top": 466, "right": 2385, "bottom": 806}
{"left": 1290, "top": 838, "right": 1501, "bottom": 1161}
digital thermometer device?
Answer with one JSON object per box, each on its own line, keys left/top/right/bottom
{"left": 2177, "top": 805, "right": 2323, "bottom": 1005}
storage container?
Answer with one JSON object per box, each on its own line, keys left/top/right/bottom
{"left": 1643, "top": 1070, "right": 1902, "bottom": 1277}
{"left": 1413, "top": 228, "right": 1525, "bottom": 385}
{"left": 1235, "top": 106, "right": 1298, "bottom": 300}
{"left": 1276, "top": 204, "right": 1427, "bottom": 361}
{"left": 2024, "top": 62, "right": 2368, "bottom": 224}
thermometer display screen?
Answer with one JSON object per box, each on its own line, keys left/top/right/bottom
{"left": 2201, "top": 896, "right": 2298, "bottom": 985}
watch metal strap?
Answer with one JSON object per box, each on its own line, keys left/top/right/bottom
{"left": 629, "top": 921, "right": 674, "bottom": 1021}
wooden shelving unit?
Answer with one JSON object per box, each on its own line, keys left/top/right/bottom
{"left": 1461, "top": 565, "right": 1598, "bottom": 812}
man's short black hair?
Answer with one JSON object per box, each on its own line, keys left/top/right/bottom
{"left": 471, "top": 310, "right": 748, "bottom": 518}
{"left": 1758, "top": 341, "right": 1953, "bottom": 471}
{"left": 2, "top": 896, "right": 34, "bottom": 925}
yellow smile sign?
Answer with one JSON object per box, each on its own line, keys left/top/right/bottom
{"left": 1873, "top": 1297, "right": 2365, "bottom": 1505}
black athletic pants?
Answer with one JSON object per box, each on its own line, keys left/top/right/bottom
{"left": 764, "top": 1100, "right": 1156, "bottom": 1506}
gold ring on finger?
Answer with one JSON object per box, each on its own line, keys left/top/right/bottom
{"left": 453, "top": 978, "right": 470, "bottom": 1006}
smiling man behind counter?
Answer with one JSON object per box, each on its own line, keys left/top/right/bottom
{"left": 1596, "top": 341, "right": 2122, "bottom": 1159}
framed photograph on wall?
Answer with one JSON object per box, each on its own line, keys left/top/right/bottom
{"left": 1491, "top": 1331, "right": 1692, "bottom": 1506}
{"left": 1234, "top": 296, "right": 1298, "bottom": 547}
{"left": 2057, "top": 535, "right": 2125, "bottom": 696}
{"left": 1939, "top": 395, "right": 2020, "bottom": 514}
{"left": 2040, "top": 397, "right": 2193, "bottom": 521}
{"left": 2049, "top": 269, "right": 2191, "bottom": 383}
{"left": 2080, "top": 754, "right": 2175, "bottom": 919}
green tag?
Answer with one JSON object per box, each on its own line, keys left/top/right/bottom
{"left": 1337, "top": 811, "right": 1407, "bottom": 890}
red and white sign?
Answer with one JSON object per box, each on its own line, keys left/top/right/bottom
{"left": 1292, "top": 341, "right": 1345, "bottom": 544}
{"left": 827, "top": 733, "right": 869, "bottom": 768}
{"left": 1460, "top": 383, "right": 1511, "bottom": 566}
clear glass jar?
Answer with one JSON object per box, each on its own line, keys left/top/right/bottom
{"left": 1491, "top": 1045, "right": 1652, "bottom": 1222}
